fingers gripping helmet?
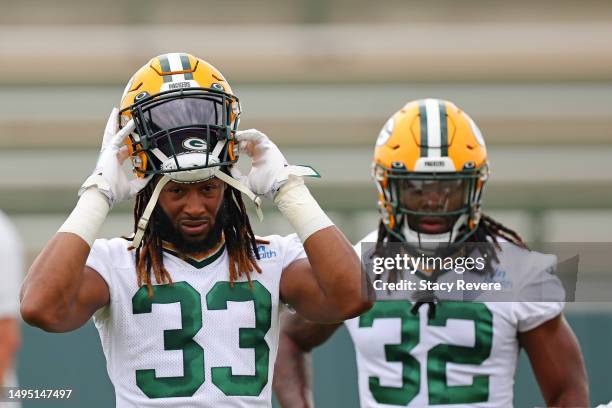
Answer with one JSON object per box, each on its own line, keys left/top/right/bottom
{"left": 373, "top": 98, "right": 489, "bottom": 246}
{"left": 119, "top": 53, "right": 261, "bottom": 248}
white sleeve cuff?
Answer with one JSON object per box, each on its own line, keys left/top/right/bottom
{"left": 58, "top": 188, "right": 110, "bottom": 246}
{"left": 273, "top": 176, "right": 334, "bottom": 242}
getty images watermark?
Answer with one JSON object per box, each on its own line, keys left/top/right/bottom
{"left": 370, "top": 251, "right": 503, "bottom": 293}
{"left": 357, "top": 242, "right": 612, "bottom": 303}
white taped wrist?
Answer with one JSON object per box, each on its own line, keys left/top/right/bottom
{"left": 273, "top": 176, "right": 334, "bottom": 242}
{"left": 58, "top": 188, "right": 110, "bottom": 246}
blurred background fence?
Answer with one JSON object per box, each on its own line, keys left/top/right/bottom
{"left": 1, "top": 0, "right": 611, "bottom": 406}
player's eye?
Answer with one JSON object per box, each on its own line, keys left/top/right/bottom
{"left": 402, "top": 180, "right": 423, "bottom": 194}
{"left": 202, "top": 181, "right": 222, "bottom": 193}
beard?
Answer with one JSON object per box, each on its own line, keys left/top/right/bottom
{"left": 154, "top": 202, "right": 226, "bottom": 255}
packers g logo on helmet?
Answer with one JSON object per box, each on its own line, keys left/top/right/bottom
{"left": 119, "top": 52, "right": 241, "bottom": 182}
{"left": 373, "top": 98, "right": 489, "bottom": 244}
{"left": 182, "top": 137, "right": 208, "bottom": 152}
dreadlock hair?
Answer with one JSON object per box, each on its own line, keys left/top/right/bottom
{"left": 129, "top": 172, "right": 262, "bottom": 298}
{"left": 473, "top": 213, "right": 528, "bottom": 250}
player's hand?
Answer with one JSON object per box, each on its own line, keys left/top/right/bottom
{"left": 79, "top": 108, "right": 150, "bottom": 206}
{"left": 234, "top": 129, "right": 318, "bottom": 200}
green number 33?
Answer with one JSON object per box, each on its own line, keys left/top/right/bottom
{"left": 359, "top": 301, "right": 493, "bottom": 405}
{"left": 132, "top": 281, "right": 272, "bottom": 399}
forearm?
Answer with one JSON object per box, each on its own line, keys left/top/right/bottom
{"left": 302, "top": 227, "right": 367, "bottom": 317}
{"left": 274, "top": 332, "right": 315, "bottom": 408}
{"left": 276, "top": 178, "right": 370, "bottom": 319}
{"left": 21, "top": 188, "right": 109, "bottom": 328}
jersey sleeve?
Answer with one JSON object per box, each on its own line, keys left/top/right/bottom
{"left": 281, "top": 233, "right": 307, "bottom": 269}
{"left": 513, "top": 253, "right": 565, "bottom": 332}
{"left": 0, "top": 213, "right": 24, "bottom": 317}
{"left": 86, "top": 238, "right": 113, "bottom": 290}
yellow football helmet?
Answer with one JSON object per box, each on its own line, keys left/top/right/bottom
{"left": 373, "top": 98, "right": 489, "bottom": 244}
{"left": 119, "top": 52, "right": 241, "bottom": 181}
{"left": 118, "top": 53, "right": 264, "bottom": 250}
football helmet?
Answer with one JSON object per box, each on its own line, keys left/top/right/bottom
{"left": 373, "top": 98, "right": 489, "bottom": 246}
{"left": 118, "top": 53, "right": 260, "bottom": 248}
{"left": 119, "top": 52, "right": 240, "bottom": 183}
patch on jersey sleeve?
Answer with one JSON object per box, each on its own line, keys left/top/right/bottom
{"left": 257, "top": 244, "right": 278, "bottom": 260}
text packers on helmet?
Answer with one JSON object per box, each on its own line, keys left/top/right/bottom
{"left": 119, "top": 52, "right": 241, "bottom": 182}
{"left": 373, "top": 98, "right": 489, "bottom": 245}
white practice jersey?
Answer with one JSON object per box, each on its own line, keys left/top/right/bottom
{"left": 345, "top": 230, "right": 564, "bottom": 408}
{"left": 87, "top": 234, "right": 306, "bottom": 408}
{"left": 0, "top": 211, "right": 23, "bottom": 318}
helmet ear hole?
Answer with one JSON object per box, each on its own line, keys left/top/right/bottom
{"left": 134, "top": 91, "right": 149, "bottom": 101}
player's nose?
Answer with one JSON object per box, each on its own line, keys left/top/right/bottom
{"left": 421, "top": 190, "right": 446, "bottom": 210}
{"left": 182, "top": 189, "right": 207, "bottom": 217}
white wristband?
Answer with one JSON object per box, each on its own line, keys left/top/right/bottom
{"left": 58, "top": 188, "right": 111, "bottom": 246}
{"left": 273, "top": 175, "right": 334, "bottom": 242}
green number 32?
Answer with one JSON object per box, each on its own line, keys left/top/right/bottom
{"left": 132, "top": 281, "right": 272, "bottom": 399}
{"left": 359, "top": 301, "right": 493, "bottom": 405}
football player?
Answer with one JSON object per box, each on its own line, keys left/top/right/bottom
{"left": 273, "top": 99, "right": 589, "bottom": 407}
{"left": 19, "top": 53, "right": 372, "bottom": 407}
{"left": 0, "top": 210, "right": 23, "bottom": 408}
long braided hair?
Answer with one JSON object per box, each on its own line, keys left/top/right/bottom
{"left": 129, "top": 172, "right": 262, "bottom": 298}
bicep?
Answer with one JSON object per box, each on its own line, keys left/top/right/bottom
{"left": 519, "top": 314, "right": 588, "bottom": 405}
{"left": 62, "top": 266, "right": 110, "bottom": 331}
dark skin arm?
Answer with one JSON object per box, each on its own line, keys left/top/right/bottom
{"left": 0, "top": 318, "right": 20, "bottom": 386}
{"left": 519, "top": 314, "right": 589, "bottom": 408}
{"left": 20, "top": 233, "right": 109, "bottom": 333}
{"left": 280, "top": 226, "right": 374, "bottom": 323}
{"left": 273, "top": 311, "right": 342, "bottom": 408}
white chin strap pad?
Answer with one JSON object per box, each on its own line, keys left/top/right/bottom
{"left": 215, "top": 170, "right": 263, "bottom": 221}
{"left": 131, "top": 175, "right": 171, "bottom": 250}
